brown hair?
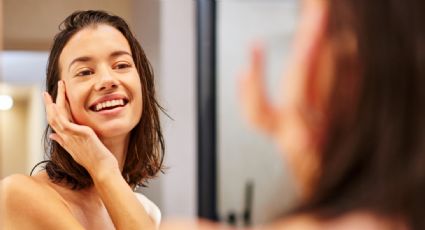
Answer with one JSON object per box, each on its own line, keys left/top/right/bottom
{"left": 42, "top": 10, "right": 164, "bottom": 190}
{"left": 295, "top": 1, "right": 425, "bottom": 229}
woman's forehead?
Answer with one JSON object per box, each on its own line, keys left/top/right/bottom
{"left": 59, "top": 24, "right": 132, "bottom": 68}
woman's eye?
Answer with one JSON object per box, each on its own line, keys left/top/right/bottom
{"left": 76, "top": 69, "right": 94, "bottom": 77}
{"left": 115, "top": 63, "right": 131, "bottom": 69}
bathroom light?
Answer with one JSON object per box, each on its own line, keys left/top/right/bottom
{"left": 0, "top": 95, "right": 14, "bottom": 111}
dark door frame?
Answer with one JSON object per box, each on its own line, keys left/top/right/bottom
{"left": 196, "top": 0, "right": 218, "bottom": 221}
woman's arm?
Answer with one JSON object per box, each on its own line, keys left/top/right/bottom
{"left": 43, "top": 80, "right": 155, "bottom": 230}
{"left": 92, "top": 166, "right": 155, "bottom": 229}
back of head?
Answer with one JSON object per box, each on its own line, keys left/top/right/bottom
{"left": 298, "top": 1, "right": 425, "bottom": 229}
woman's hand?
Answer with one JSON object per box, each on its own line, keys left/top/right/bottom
{"left": 43, "top": 80, "right": 119, "bottom": 176}
{"left": 239, "top": 44, "right": 279, "bottom": 136}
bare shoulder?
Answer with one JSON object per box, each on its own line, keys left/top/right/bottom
{"left": 1, "top": 173, "right": 62, "bottom": 206}
{"left": 0, "top": 173, "right": 83, "bottom": 229}
{"left": 2, "top": 173, "right": 50, "bottom": 192}
{"left": 1, "top": 174, "right": 53, "bottom": 209}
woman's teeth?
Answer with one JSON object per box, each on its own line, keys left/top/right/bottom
{"left": 94, "top": 99, "right": 125, "bottom": 111}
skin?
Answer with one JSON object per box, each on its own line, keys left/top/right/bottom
{"left": 0, "top": 24, "right": 154, "bottom": 229}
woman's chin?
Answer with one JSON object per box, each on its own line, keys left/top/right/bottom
{"left": 93, "top": 125, "right": 134, "bottom": 140}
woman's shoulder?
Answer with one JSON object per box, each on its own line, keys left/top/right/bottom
{"left": 1, "top": 173, "right": 52, "bottom": 202}
{"left": 1, "top": 173, "right": 65, "bottom": 203}
{"left": 1, "top": 173, "right": 64, "bottom": 216}
{"left": 1, "top": 173, "right": 83, "bottom": 229}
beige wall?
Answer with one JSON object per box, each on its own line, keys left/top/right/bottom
{"left": 0, "top": 85, "right": 43, "bottom": 178}
{"left": 159, "top": 0, "right": 196, "bottom": 218}
{"left": 0, "top": 97, "right": 29, "bottom": 177}
{"left": 3, "top": 0, "right": 133, "bottom": 50}
{"left": 26, "top": 86, "right": 44, "bottom": 173}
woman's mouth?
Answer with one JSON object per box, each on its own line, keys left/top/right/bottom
{"left": 90, "top": 98, "right": 129, "bottom": 112}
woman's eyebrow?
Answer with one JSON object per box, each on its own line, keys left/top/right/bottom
{"left": 67, "top": 51, "right": 132, "bottom": 72}
{"left": 68, "top": 56, "right": 92, "bottom": 72}
{"left": 110, "top": 50, "right": 132, "bottom": 59}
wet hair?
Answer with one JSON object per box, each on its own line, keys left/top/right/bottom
{"left": 41, "top": 10, "right": 164, "bottom": 190}
{"left": 295, "top": 1, "right": 425, "bottom": 229}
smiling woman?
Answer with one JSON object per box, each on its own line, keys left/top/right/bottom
{"left": 58, "top": 24, "right": 143, "bottom": 144}
{"left": 1, "top": 10, "right": 164, "bottom": 230}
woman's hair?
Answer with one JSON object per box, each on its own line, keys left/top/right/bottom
{"left": 42, "top": 10, "right": 164, "bottom": 190}
{"left": 296, "top": 0, "right": 425, "bottom": 229}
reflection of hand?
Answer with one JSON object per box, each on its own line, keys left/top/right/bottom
{"left": 239, "top": 44, "right": 278, "bottom": 135}
{"left": 43, "top": 80, "right": 118, "bottom": 177}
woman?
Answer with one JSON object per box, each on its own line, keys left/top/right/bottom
{"left": 162, "top": 0, "right": 424, "bottom": 229}
{"left": 1, "top": 10, "right": 163, "bottom": 229}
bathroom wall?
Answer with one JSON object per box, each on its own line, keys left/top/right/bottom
{"left": 3, "top": 0, "right": 133, "bottom": 50}
{"left": 0, "top": 52, "right": 46, "bottom": 178}
{"left": 0, "top": 90, "right": 29, "bottom": 177}
{"left": 157, "top": 0, "right": 197, "bottom": 218}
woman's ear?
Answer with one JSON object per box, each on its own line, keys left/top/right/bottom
{"left": 276, "top": 0, "right": 330, "bottom": 197}
{"left": 281, "top": 0, "right": 330, "bottom": 112}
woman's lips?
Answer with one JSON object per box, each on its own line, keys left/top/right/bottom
{"left": 94, "top": 104, "right": 127, "bottom": 116}
{"left": 89, "top": 94, "right": 129, "bottom": 111}
{"left": 92, "top": 99, "right": 126, "bottom": 111}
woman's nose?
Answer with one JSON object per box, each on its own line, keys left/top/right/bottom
{"left": 95, "top": 70, "right": 119, "bottom": 91}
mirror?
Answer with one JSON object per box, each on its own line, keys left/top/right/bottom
{"left": 216, "top": 0, "right": 300, "bottom": 225}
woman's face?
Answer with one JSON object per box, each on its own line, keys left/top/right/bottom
{"left": 58, "top": 24, "right": 143, "bottom": 139}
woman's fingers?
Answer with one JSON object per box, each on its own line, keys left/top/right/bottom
{"left": 239, "top": 44, "right": 277, "bottom": 135}
{"left": 250, "top": 43, "right": 264, "bottom": 81}
{"left": 49, "top": 133, "right": 64, "bottom": 147}
{"left": 43, "top": 91, "right": 63, "bottom": 131}
{"left": 43, "top": 81, "right": 75, "bottom": 134}
{"left": 43, "top": 87, "right": 75, "bottom": 137}
{"left": 56, "top": 80, "right": 66, "bottom": 108}
{"left": 57, "top": 113, "right": 91, "bottom": 136}
{"left": 56, "top": 80, "right": 74, "bottom": 122}
{"left": 43, "top": 91, "right": 53, "bottom": 104}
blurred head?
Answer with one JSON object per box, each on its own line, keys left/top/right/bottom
{"left": 44, "top": 10, "right": 164, "bottom": 189}
{"left": 241, "top": 0, "right": 425, "bottom": 228}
